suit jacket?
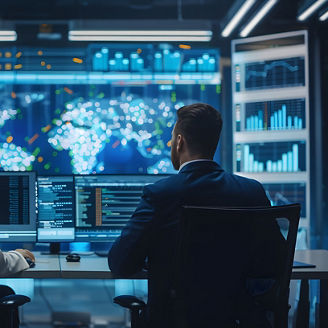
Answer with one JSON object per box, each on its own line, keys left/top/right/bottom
{"left": 108, "top": 161, "right": 284, "bottom": 327}
{"left": 0, "top": 250, "right": 29, "bottom": 276}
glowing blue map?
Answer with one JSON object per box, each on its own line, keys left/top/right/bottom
{"left": 0, "top": 83, "right": 220, "bottom": 174}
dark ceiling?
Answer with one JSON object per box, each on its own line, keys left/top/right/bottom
{"left": 0, "top": 0, "right": 327, "bottom": 38}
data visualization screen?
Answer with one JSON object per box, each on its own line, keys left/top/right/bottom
{"left": 244, "top": 57, "right": 305, "bottom": 90}
{"left": 236, "top": 141, "right": 306, "bottom": 173}
{"left": 0, "top": 43, "right": 220, "bottom": 175}
{"left": 0, "top": 171, "right": 36, "bottom": 242}
{"left": 232, "top": 31, "right": 310, "bottom": 226}
{"left": 37, "top": 176, "right": 75, "bottom": 242}
{"left": 75, "top": 174, "right": 168, "bottom": 241}
{"left": 263, "top": 183, "right": 306, "bottom": 218}
{"left": 236, "top": 98, "right": 306, "bottom": 132}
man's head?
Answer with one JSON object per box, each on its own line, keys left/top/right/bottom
{"left": 170, "top": 103, "right": 222, "bottom": 170}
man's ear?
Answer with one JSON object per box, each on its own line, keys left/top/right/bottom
{"left": 176, "top": 134, "right": 184, "bottom": 152}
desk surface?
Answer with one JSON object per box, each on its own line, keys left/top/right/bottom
{"left": 292, "top": 249, "right": 328, "bottom": 279}
{"left": 59, "top": 254, "right": 114, "bottom": 279}
{"left": 8, "top": 253, "right": 61, "bottom": 279}
{"left": 3, "top": 249, "right": 328, "bottom": 280}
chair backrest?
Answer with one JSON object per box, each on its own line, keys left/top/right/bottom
{"left": 170, "top": 204, "right": 300, "bottom": 328}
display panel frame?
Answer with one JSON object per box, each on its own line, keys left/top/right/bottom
{"left": 231, "top": 30, "right": 310, "bottom": 227}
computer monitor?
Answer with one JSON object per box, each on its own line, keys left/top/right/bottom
{"left": 37, "top": 176, "right": 75, "bottom": 242}
{"left": 0, "top": 171, "right": 37, "bottom": 242}
{"left": 74, "top": 174, "right": 170, "bottom": 242}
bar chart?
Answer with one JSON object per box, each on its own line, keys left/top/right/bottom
{"left": 263, "top": 183, "right": 306, "bottom": 218}
{"left": 243, "top": 98, "right": 305, "bottom": 131}
{"left": 236, "top": 141, "right": 306, "bottom": 173}
{"left": 91, "top": 46, "right": 219, "bottom": 73}
{"left": 181, "top": 53, "right": 216, "bottom": 72}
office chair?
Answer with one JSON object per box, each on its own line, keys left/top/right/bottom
{"left": 0, "top": 285, "right": 30, "bottom": 328}
{"left": 114, "top": 204, "right": 300, "bottom": 328}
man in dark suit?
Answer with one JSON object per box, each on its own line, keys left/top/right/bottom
{"left": 108, "top": 103, "right": 284, "bottom": 328}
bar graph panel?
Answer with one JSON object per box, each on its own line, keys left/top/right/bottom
{"left": 91, "top": 46, "right": 219, "bottom": 73}
{"left": 236, "top": 141, "right": 306, "bottom": 173}
{"left": 241, "top": 98, "right": 305, "bottom": 132}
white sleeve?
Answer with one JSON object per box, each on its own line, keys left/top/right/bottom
{"left": 0, "top": 250, "right": 29, "bottom": 276}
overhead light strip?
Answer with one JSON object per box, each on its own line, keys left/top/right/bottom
{"left": 70, "top": 30, "right": 212, "bottom": 36}
{"left": 0, "top": 31, "right": 17, "bottom": 41}
{"left": 221, "top": 0, "right": 257, "bottom": 37}
{"left": 240, "top": 0, "right": 278, "bottom": 37}
{"left": 297, "top": 0, "right": 328, "bottom": 21}
{"left": 69, "top": 35, "right": 212, "bottom": 42}
{"left": 319, "top": 8, "right": 328, "bottom": 20}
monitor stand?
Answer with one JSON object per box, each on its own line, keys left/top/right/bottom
{"left": 41, "top": 242, "right": 69, "bottom": 255}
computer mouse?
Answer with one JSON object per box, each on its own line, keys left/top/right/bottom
{"left": 25, "top": 257, "right": 35, "bottom": 268}
{"left": 66, "top": 253, "right": 81, "bottom": 262}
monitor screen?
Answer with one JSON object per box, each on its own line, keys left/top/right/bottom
{"left": 74, "top": 174, "right": 170, "bottom": 242}
{"left": 37, "top": 176, "right": 75, "bottom": 242}
{"left": 0, "top": 171, "right": 36, "bottom": 242}
{"left": 0, "top": 43, "right": 220, "bottom": 175}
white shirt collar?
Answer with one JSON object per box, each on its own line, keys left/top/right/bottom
{"left": 178, "top": 159, "right": 214, "bottom": 172}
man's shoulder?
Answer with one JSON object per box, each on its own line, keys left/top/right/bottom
{"left": 227, "top": 172, "right": 264, "bottom": 188}
{"left": 224, "top": 172, "right": 269, "bottom": 205}
{"left": 144, "top": 174, "right": 182, "bottom": 195}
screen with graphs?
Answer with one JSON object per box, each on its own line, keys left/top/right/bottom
{"left": 263, "top": 183, "right": 306, "bottom": 218}
{"left": 232, "top": 31, "right": 310, "bottom": 224}
{"left": 244, "top": 57, "right": 305, "bottom": 90}
{"left": 236, "top": 98, "right": 306, "bottom": 132}
{"left": 236, "top": 141, "right": 306, "bottom": 173}
{"left": 0, "top": 44, "right": 220, "bottom": 175}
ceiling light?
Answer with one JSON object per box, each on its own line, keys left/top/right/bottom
{"left": 70, "top": 30, "right": 211, "bottom": 36}
{"left": 69, "top": 30, "right": 212, "bottom": 42}
{"left": 0, "top": 31, "right": 17, "bottom": 41}
{"left": 297, "top": 0, "right": 328, "bottom": 21}
{"left": 221, "top": 0, "right": 257, "bottom": 37}
{"left": 319, "top": 8, "right": 328, "bottom": 20}
{"left": 240, "top": 0, "right": 278, "bottom": 37}
{"left": 68, "top": 20, "right": 213, "bottom": 42}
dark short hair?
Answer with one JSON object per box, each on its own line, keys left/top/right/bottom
{"left": 175, "top": 103, "right": 222, "bottom": 158}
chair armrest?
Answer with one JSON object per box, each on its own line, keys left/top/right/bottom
{"left": 0, "top": 294, "right": 31, "bottom": 308}
{"left": 114, "top": 295, "right": 146, "bottom": 311}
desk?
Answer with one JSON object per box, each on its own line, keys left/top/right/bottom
{"left": 293, "top": 249, "right": 328, "bottom": 328}
{"left": 4, "top": 250, "right": 328, "bottom": 327}
{"left": 59, "top": 254, "right": 114, "bottom": 279}
{"left": 8, "top": 253, "right": 61, "bottom": 279}
{"left": 4, "top": 252, "right": 144, "bottom": 279}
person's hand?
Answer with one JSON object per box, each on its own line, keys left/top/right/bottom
{"left": 15, "top": 249, "right": 35, "bottom": 262}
